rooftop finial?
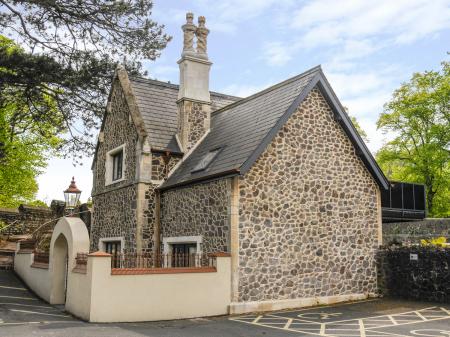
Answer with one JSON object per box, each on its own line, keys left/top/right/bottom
{"left": 186, "top": 12, "right": 194, "bottom": 24}
{"left": 196, "top": 16, "right": 209, "bottom": 59}
{"left": 182, "top": 12, "right": 196, "bottom": 56}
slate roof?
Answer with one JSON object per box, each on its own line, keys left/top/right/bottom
{"left": 160, "top": 65, "right": 389, "bottom": 190}
{"left": 129, "top": 77, "right": 240, "bottom": 152}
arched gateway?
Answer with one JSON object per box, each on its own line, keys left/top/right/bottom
{"left": 48, "top": 217, "right": 89, "bottom": 304}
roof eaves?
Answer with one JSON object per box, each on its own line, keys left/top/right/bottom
{"left": 158, "top": 168, "right": 240, "bottom": 191}
{"left": 315, "top": 74, "right": 389, "bottom": 190}
{"left": 91, "top": 73, "right": 119, "bottom": 170}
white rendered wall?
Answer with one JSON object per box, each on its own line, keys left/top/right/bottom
{"left": 14, "top": 252, "right": 51, "bottom": 302}
{"left": 86, "top": 255, "right": 231, "bottom": 322}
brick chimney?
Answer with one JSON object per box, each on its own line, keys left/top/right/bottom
{"left": 176, "top": 13, "right": 212, "bottom": 152}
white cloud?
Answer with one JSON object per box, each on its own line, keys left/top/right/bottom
{"left": 290, "top": 0, "right": 450, "bottom": 48}
{"left": 157, "top": 0, "right": 294, "bottom": 33}
{"left": 326, "top": 70, "right": 393, "bottom": 98}
{"left": 262, "top": 42, "right": 293, "bottom": 66}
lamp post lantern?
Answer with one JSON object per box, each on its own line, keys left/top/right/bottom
{"left": 64, "top": 177, "right": 81, "bottom": 214}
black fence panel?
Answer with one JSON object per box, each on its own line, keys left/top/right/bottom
{"left": 381, "top": 181, "right": 426, "bottom": 222}
{"left": 414, "top": 184, "right": 425, "bottom": 210}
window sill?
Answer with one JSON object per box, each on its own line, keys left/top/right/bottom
{"left": 105, "top": 177, "right": 126, "bottom": 187}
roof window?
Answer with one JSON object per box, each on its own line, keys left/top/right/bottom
{"left": 191, "top": 148, "right": 221, "bottom": 173}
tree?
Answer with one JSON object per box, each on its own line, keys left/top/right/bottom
{"left": 376, "top": 61, "right": 450, "bottom": 217}
{"left": 0, "top": 36, "right": 61, "bottom": 207}
{"left": 350, "top": 116, "right": 369, "bottom": 143}
{"left": 0, "top": 1, "right": 170, "bottom": 162}
{"left": 344, "top": 107, "right": 370, "bottom": 143}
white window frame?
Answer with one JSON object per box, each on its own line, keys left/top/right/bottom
{"left": 162, "top": 235, "right": 203, "bottom": 267}
{"left": 105, "top": 144, "right": 126, "bottom": 186}
{"left": 99, "top": 236, "right": 125, "bottom": 254}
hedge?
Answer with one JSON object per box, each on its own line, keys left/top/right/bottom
{"left": 377, "top": 246, "right": 450, "bottom": 303}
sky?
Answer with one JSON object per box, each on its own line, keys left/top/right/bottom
{"left": 36, "top": 0, "right": 450, "bottom": 204}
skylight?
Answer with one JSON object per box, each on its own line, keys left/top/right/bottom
{"left": 191, "top": 148, "right": 221, "bottom": 173}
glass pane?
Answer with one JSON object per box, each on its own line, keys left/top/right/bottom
{"left": 192, "top": 148, "right": 221, "bottom": 172}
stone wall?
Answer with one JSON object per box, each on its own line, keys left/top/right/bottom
{"left": 90, "top": 80, "right": 139, "bottom": 253}
{"left": 160, "top": 178, "right": 230, "bottom": 253}
{"left": 383, "top": 218, "right": 450, "bottom": 244}
{"left": 90, "top": 185, "right": 137, "bottom": 253}
{"left": 92, "top": 80, "right": 138, "bottom": 195}
{"left": 151, "top": 153, "right": 181, "bottom": 181}
{"left": 177, "top": 100, "right": 210, "bottom": 151}
{"left": 237, "top": 88, "right": 380, "bottom": 303}
{"left": 0, "top": 205, "right": 53, "bottom": 235}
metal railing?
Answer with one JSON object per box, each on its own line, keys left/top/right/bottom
{"left": 110, "top": 253, "right": 216, "bottom": 269}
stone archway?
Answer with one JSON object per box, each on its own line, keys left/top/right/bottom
{"left": 48, "top": 217, "right": 90, "bottom": 305}
{"left": 52, "top": 234, "right": 69, "bottom": 304}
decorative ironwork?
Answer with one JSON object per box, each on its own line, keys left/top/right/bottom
{"left": 110, "top": 253, "right": 216, "bottom": 269}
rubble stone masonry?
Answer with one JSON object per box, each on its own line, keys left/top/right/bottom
{"left": 90, "top": 81, "right": 139, "bottom": 253}
{"left": 237, "top": 88, "right": 380, "bottom": 302}
{"left": 177, "top": 100, "right": 210, "bottom": 151}
{"left": 160, "top": 178, "right": 231, "bottom": 253}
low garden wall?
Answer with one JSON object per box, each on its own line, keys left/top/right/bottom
{"left": 73, "top": 252, "right": 231, "bottom": 322}
{"left": 383, "top": 218, "right": 450, "bottom": 244}
{"left": 15, "top": 244, "right": 231, "bottom": 322}
{"left": 14, "top": 251, "right": 51, "bottom": 302}
{"left": 377, "top": 246, "right": 450, "bottom": 303}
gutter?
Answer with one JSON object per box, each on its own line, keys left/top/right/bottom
{"left": 157, "top": 169, "right": 240, "bottom": 192}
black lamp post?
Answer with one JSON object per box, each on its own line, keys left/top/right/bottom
{"left": 64, "top": 177, "right": 82, "bottom": 215}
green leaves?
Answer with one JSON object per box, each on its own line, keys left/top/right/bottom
{"left": 0, "top": 37, "right": 62, "bottom": 207}
{"left": 0, "top": 1, "right": 170, "bottom": 159}
{"left": 376, "top": 61, "right": 450, "bottom": 217}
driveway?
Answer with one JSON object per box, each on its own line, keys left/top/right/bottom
{"left": 1, "top": 270, "right": 449, "bottom": 337}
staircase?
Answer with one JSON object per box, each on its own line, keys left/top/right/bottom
{"left": 0, "top": 239, "right": 16, "bottom": 270}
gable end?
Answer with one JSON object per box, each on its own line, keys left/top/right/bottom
{"left": 240, "top": 71, "right": 389, "bottom": 190}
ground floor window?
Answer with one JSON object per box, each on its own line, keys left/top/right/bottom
{"left": 105, "top": 241, "right": 121, "bottom": 268}
{"left": 99, "top": 237, "right": 124, "bottom": 268}
{"left": 171, "top": 243, "right": 197, "bottom": 267}
{"left": 163, "top": 236, "right": 202, "bottom": 268}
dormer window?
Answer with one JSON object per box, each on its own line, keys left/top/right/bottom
{"left": 191, "top": 148, "right": 221, "bottom": 173}
{"left": 105, "top": 144, "right": 126, "bottom": 185}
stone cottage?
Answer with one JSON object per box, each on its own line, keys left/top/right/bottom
{"left": 90, "top": 13, "right": 389, "bottom": 311}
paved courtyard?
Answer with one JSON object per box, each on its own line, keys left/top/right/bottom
{"left": 0, "top": 270, "right": 449, "bottom": 337}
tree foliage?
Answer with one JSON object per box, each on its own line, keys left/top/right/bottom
{"left": 350, "top": 116, "right": 369, "bottom": 143}
{"left": 376, "top": 61, "right": 450, "bottom": 217}
{"left": 0, "top": 0, "right": 170, "bottom": 161}
{"left": 0, "top": 36, "right": 61, "bottom": 207}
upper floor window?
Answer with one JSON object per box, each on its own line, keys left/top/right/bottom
{"left": 105, "top": 144, "right": 126, "bottom": 186}
{"left": 112, "top": 150, "right": 123, "bottom": 181}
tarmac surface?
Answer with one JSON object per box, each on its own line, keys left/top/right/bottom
{"left": 0, "top": 270, "right": 449, "bottom": 337}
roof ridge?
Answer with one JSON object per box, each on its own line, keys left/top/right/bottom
{"left": 128, "top": 76, "right": 241, "bottom": 100}
{"left": 211, "top": 65, "right": 322, "bottom": 116}
{"left": 129, "top": 76, "right": 179, "bottom": 89}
